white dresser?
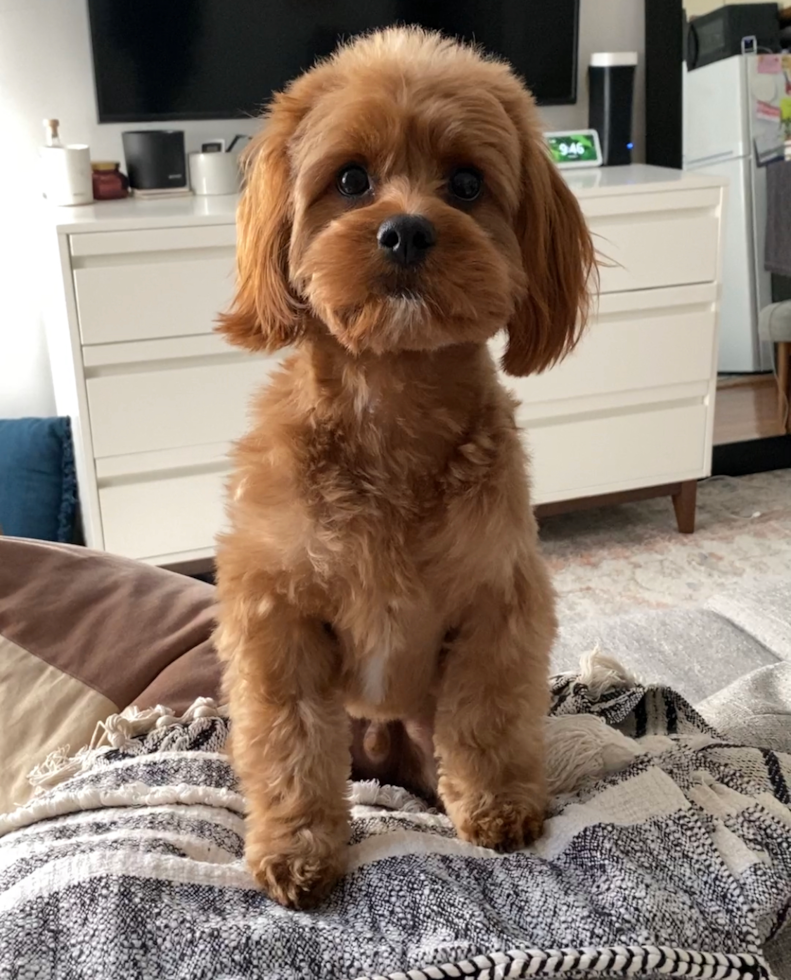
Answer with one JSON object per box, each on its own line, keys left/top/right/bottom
{"left": 516, "top": 165, "right": 725, "bottom": 523}
{"left": 44, "top": 165, "right": 725, "bottom": 567}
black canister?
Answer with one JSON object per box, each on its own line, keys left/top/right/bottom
{"left": 588, "top": 53, "right": 638, "bottom": 167}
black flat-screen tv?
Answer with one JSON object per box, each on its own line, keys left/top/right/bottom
{"left": 87, "top": 0, "right": 580, "bottom": 123}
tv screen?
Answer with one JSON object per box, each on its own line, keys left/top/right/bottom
{"left": 88, "top": 0, "right": 580, "bottom": 123}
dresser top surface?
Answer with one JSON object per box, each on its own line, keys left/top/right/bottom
{"left": 48, "top": 165, "right": 725, "bottom": 234}
{"left": 563, "top": 163, "right": 727, "bottom": 197}
{"left": 49, "top": 193, "right": 239, "bottom": 234}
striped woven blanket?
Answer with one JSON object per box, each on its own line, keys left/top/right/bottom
{"left": 1, "top": 654, "right": 789, "bottom": 979}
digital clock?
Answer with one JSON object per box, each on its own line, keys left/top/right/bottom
{"left": 545, "top": 129, "right": 603, "bottom": 169}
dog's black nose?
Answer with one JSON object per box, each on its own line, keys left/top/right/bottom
{"left": 377, "top": 214, "right": 436, "bottom": 267}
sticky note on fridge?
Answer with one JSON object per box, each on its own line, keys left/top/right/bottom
{"left": 758, "top": 54, "right": 782, "bottom": 74}
{"left": 756, "top": 100, "right": 781, "bottom": 121}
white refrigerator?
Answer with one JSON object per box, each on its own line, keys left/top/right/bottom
{"left": 683, "top": 53, "right": 774, "bottom": 373}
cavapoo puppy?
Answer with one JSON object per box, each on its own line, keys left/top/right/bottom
{"left": 215, "top": 26, "right": 595, "bottom": 908}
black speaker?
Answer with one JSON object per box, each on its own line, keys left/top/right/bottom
{"left": 645, "top": 0, "right": 684, "bottom": 170}
{"left": 588, "top": 53, "right": 638, "bottom": 167}
{"left": 121, "top": 130, "right": 187, "bottom": 190}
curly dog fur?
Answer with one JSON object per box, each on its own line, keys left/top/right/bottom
{"left": 214, "top": 26, "right": 595, "bottom": 908}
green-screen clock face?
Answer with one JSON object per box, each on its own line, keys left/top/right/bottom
{"left": 547, "top": 133, "right": 600, "bottom": 165}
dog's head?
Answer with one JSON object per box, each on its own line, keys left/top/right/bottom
{"left": 220, "top": 28, "right": 595, "bottom": 375}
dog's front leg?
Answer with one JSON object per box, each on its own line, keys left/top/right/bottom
{"left": 219, "top": 598, "right": 349, "bottom": 908}
{"left": 434, "top": 575, "right": 552, "bottom": 851}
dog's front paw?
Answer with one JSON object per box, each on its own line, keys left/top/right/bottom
{"left": 453, "top": 798, "right": 545, "bottom": 852}
{"left": 246, "top": 829, "right": 343, "bottom": 909}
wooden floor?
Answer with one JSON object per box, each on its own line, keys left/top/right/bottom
{"left": 713, "top": 374, "right": 788, "bottom": 445}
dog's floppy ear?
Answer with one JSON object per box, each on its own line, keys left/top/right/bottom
{"left": 217, "top": 93, "right": 307, "bottom": 352}
{"left": 502, "top": 136, "right": 596, "bottom": 377}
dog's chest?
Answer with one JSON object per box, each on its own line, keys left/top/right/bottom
{"left": 302, "top": 421, "right": 511, "bottom": 715}
{"left": 336, "top": 587, "right": 446, "bottom": 717}
{"left": 321, "top": 499, "right": 450, "bottom": 714}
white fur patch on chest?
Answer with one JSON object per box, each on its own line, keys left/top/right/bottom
{"left": 347, "top": 597, "right": 439, "bottom": 709}
{"left": 357, "top": 614, "right": 398, "bottom": 706}
{"left": 361, "top": 648, "right": 390, "bottom": 705}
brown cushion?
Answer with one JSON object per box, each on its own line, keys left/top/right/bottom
{"left": 0, "top": 537, "right": 221, "bottom": 812}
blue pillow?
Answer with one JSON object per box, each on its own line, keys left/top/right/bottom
{"left": 0, "top": 417, "right": 78, "bottom": 542}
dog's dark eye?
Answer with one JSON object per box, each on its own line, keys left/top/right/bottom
{"left": 336, "top": 164, "right": 370, "bottom": 198}
{"left": 448, "top": 168, "right": 483, "bottom": 202}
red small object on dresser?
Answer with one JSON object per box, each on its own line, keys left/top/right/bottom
{"left": 91, "top": 161, "right": 129, "bottom": 200}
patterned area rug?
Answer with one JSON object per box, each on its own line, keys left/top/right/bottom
{"left": 540, "top": 469, "right": 791, "bottom": 623}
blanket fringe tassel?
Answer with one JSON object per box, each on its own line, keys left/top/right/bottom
{"left": 26, "top": 649, "right": 638, "bottom": 799}
{"left": 27, "top": 698, "right": 227, "bottom": 794}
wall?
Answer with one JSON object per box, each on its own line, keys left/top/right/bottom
{"left": 684, "top": 0, "right": 779, "bottom": 17}
{"left": 0, "top": 0, "right": 644, "bottom": 419}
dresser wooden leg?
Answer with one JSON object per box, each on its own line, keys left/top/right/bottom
{"left": 779, "top": 342, "right": 790, "bottom": 432}
{"left": 672, "top": 480, "right": 697, "bottom": 534}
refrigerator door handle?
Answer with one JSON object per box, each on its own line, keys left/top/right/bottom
{"left": 687, "top": 149, "right": 741, "bottom": 168}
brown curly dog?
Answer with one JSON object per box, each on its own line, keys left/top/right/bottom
{"left": 214, "top": 26, "right": 595, "bottom": 908}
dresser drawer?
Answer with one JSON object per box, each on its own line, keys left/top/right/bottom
{"left": 99, "top": 468, "right": 228, "bottom": 561}
{"left": 70, "top": 225, "right": 236, "bottom": 258}
{"left": 73, "top": 255, "right": 236, "bottom": 345}
{"left": 85, "top": 347, "right": 273, "bottom": 459}
{"left": 582, "top": 187, "right": 722, "bottom": 294}
{"left": 499, "top": 283, "right": 718, "bottom": 413}
{"left": 527, "top": 403, "right": 707, "bottom": 504}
